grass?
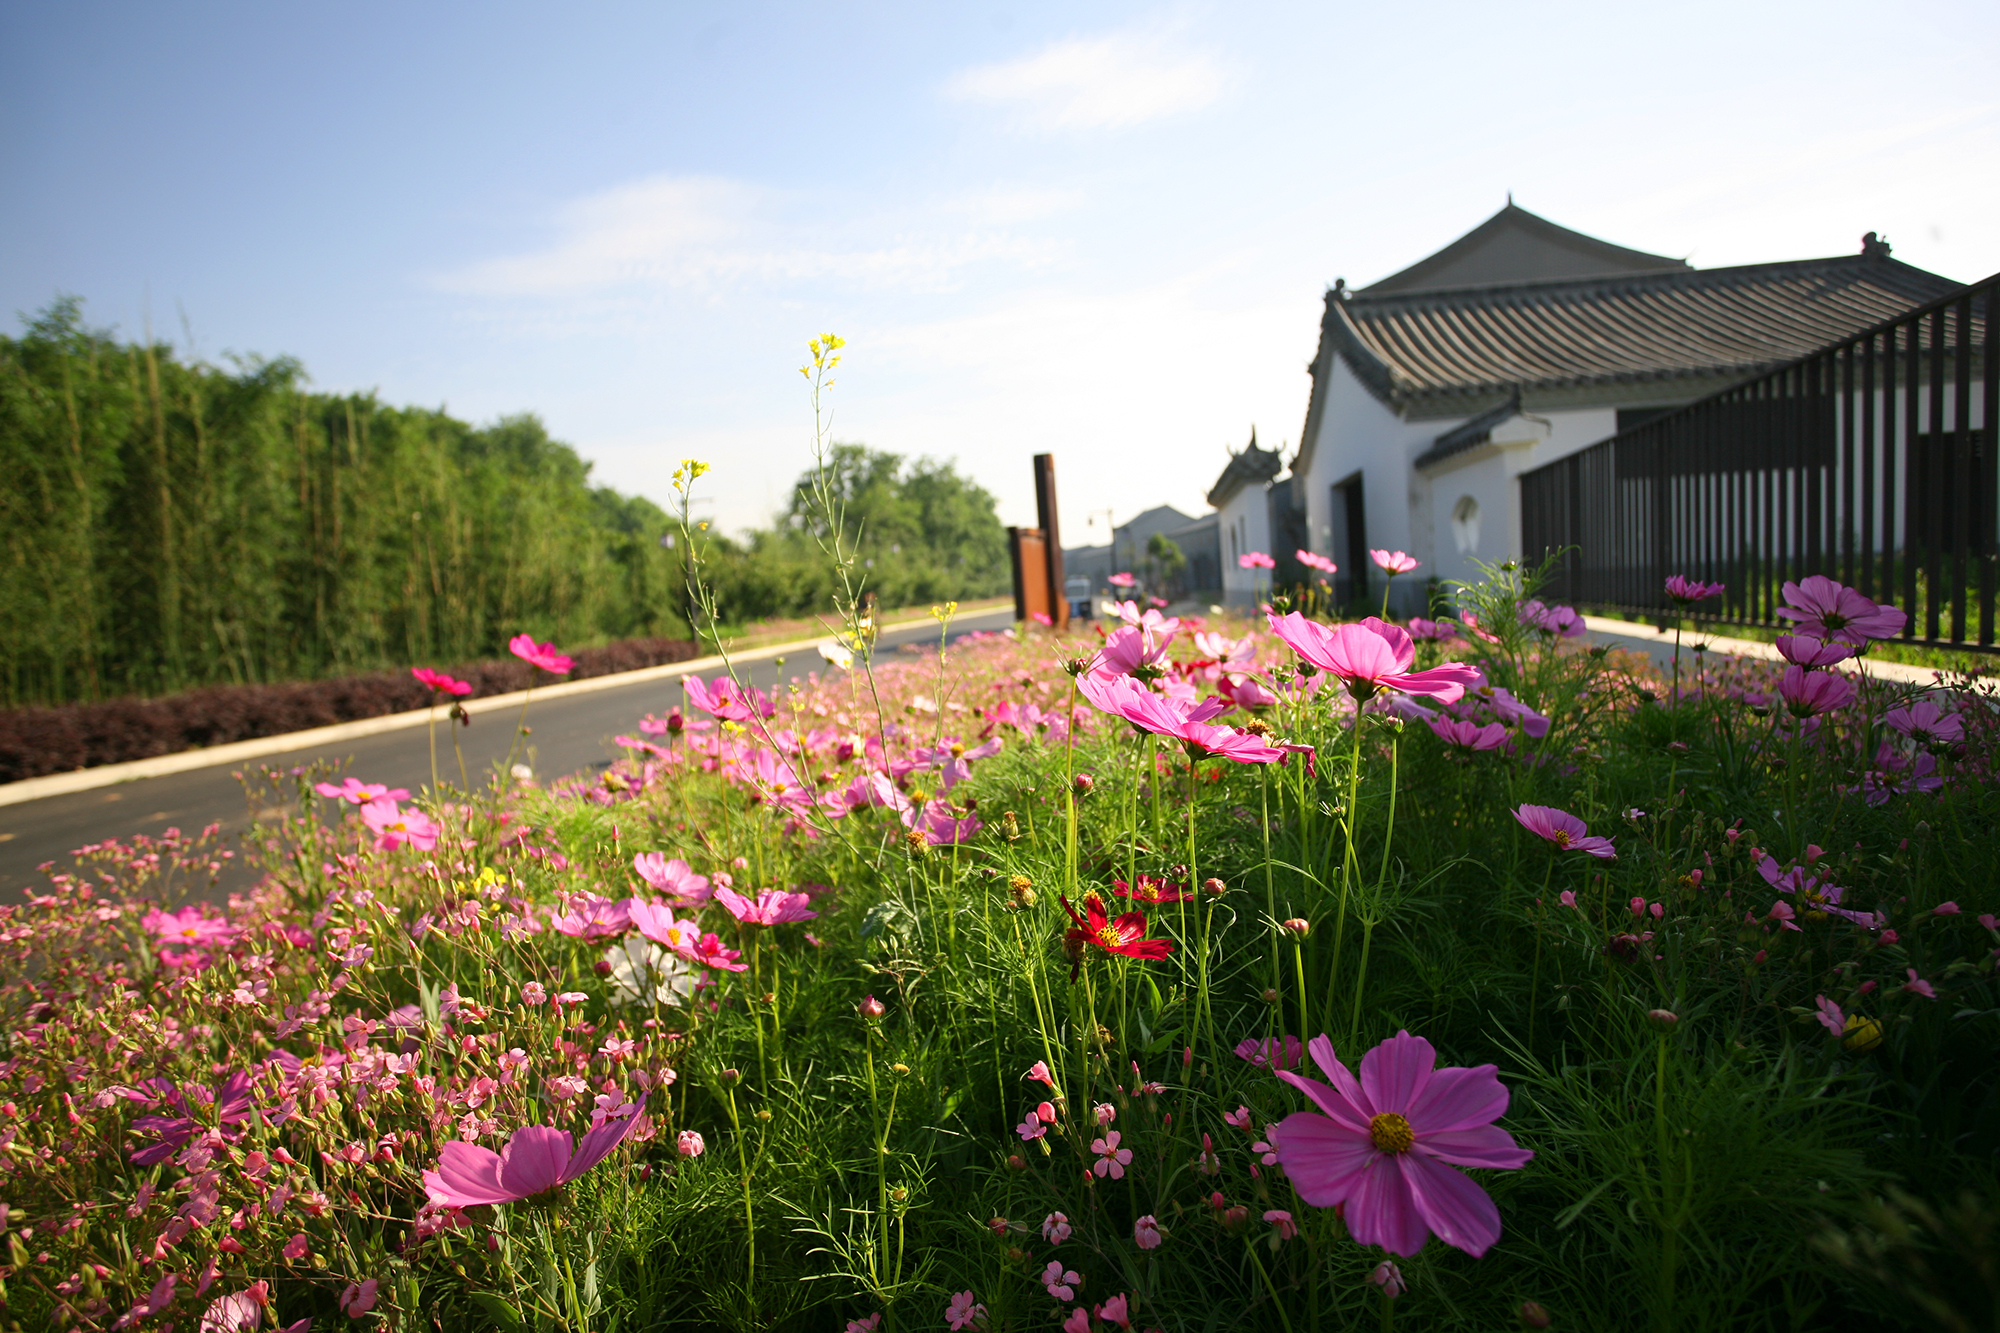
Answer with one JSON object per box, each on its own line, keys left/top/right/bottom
{"left": 2, "top": 557, "right": 1995, "bottom": 1333}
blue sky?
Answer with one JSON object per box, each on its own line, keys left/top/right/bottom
{"left": 6, "top": 0, "right": 1997, "bottom": 541}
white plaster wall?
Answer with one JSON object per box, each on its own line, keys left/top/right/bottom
{"left": 1217, "top": 483, "right": 1275, "bottom": 606}
{"left": 1299, "top": 357, "right": 1466, "bottom": 614}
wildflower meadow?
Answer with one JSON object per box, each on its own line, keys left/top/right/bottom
{"left": 3, "top": 343, "right": 1997, "bottom": 1333}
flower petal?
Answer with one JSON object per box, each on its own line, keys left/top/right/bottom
{"left": 1341, "top": 1153, "right": 1431, "bottom": 1257}
{"left": 1400, "top": 1148, "right": 1504, "bottom": 1257}
{"left": 498, "top": 1124, "right": 574, "bottom": 1198}
{"left": 425, "top": 1141, "right": 513, "bottom": 1207}
{"left": 564, "top": 1095, "right": 647, "bottom": 1183}
{"left": 1274, "top": 1070, "right": 1371, "bottom": 1133}
{"left": 1359, "top": 1031, "right": 1436, "bottom": 1115}
{"left": 1416, "top": 1124, "right": 1533, "bottom": 1170}
{"left": 1404, "top": 1064, "right": 1509, "bottom": 1135}
{"left": 1267, "top": 1110, "right": 1374, "bottom": 1208}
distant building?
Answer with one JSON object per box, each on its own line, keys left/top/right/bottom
{"left": 1162, "top": 512, "right": 1220, "bottom": 600}
{"left": 1206, "top": 429, "right": 1286, "bottom": 606}
{"left": 1063, "top": 504, "right": 1203, "bottom": 603}
{"left": 1286, "top": 204, "right": 1960, "bottom": 612}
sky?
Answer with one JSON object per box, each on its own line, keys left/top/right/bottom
{"left": 5, "top": 0, "right": 1998, "bottom": 544}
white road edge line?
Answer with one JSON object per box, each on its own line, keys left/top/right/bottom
{"left": 0, "top": 612, "right": 1006, "bottom": 808}
{"left": 1581, "top": 614, "right": 1949, "bottom": 686}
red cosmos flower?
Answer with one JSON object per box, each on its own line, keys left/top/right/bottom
{"left": 1112, "top": 874, "right": 1192, "bottom": 904}
{"left": 1059, "top": 894, "right": 1173, "bottom": 978}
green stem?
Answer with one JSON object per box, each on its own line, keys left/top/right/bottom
{"left": 1326, "top": 702, "right": 1365, "bottom": 1036}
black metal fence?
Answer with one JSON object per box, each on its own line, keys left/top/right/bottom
{"left": 1520, "top": 274, "right": 1997, "bottom": 651}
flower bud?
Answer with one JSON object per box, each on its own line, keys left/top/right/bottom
{"left": 1202, "top": 877, "right": 1226, "bottom": 897}
{"left": 1519, "top": 1300, "right": 1552, "bottom": 1329}
{"left": 1261, "top": 988, "right": 1279, "bottom": 1004}
{"left": 1370, "top": 1261, "right": 1406, "bottom": 1299}
{"left": 593, "top": 959, "right": 614, "bottom": 977}
{"left": 1006, "top": 1154, "right": 1027, "bottom": 1171}
{"left": 754, "top": 1108, "right": 772, "bottom": 1121}
{"left": 718, "top": 1068, "right": 741, "bottom": 1085}
{"left": 1282, "top": 917, "right": 1311, "bottom": 936}
{"left": 1073, "top": 773, "right": 1095, "bottom": 795}
{"left": 858, "top": 995, "right": 886, "bottom": 1020}
{"left": 1645, "top": 1009, "right": 1679, "bottom": 1031}
{"left": 891, "top": 1063, "right": 911, "bottom": 1076}
{"left": 677, "top": 1130, "right": 705, "bottom": 1157}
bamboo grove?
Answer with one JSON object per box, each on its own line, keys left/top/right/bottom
{"left": 0, "top": 299, "right": 688, "bottom": 708}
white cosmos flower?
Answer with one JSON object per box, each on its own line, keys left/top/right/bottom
{"left": 604, "top": 937, "right": 696, "bottom": 1007}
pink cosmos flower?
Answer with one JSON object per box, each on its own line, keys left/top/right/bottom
{"left": 1775, "top": 635, "right": 1854, "bottom": 668}
{"left": 549, "top": 892, "right": 633, "bottom": 939}
{"left": 314, "top": 776, "right": 412, "bottom": 804}
{"left": 1264, "top": 1209, "right": 1297, "bottom": 1240}
{"left": 945, "top": 1291, "right": 988, "bottom": 1330}
{"left": 682, "top": 673, "right": 769, "bottom": 721}
{"left": 130, "top": 1070, "right": 255, "bottom": 1165}
{"left": 1777, "top": 575, "right": 1907, "bottom": 645}
{"left": 1235, "top": 1035, "right": 1304, "bottom": 1071}
{"left": 1406, "top": 616, "right": 1457, "bottom": 641}
{"left": 848, "top": 1317, "right": 882, "bottom": 1333}
{"left": 1133, "top": 1215, "right": 1163, "bottom": 1249}
{"left": 1513, "top": 805, "right": 1616, "bottom": 859}
{"left": 1267, "top": 1031, "right": 1532, "bottom": 1257}
{"left": 508, "top": 634, "right": 573, "bottom": 674}
{"left": 340, "top": 1278, "right": 380, "bottom": 1316}
{"left": 1813, "top": 995, "right": 1846, "bottom": 1037}
{"left": 1107, "top": 571, "right": 1137, "bottom": 588}
{"left": 1902, "top": 969, "right": 1937, "bottom": 999}
{"left": 677, "top": 1130, "right": 705, "bottom": 1157}
{"left": 1267, "top": 613, "right": 1480, "bottom": 703}
{"left": 412, "top": 666, "right": 473, "bottom": 696}
{"left": 1239, "top": 551, "right": 1276, "bottom": 570}
{"left": 1371, "top": 550, "right": 1420, "bottom": 575}
{"left": 1884, "top": 699, "right": 1964, "bottom": 748}
{"left": 715, "top": 887, "right": 818, "bottom": 926}
{"left": 905, "top": 798, "right": 985, "bottom": 846}
{"left": 1091, "top": 1129, "right": 1133, "bottom": 1179}
{"left": 1078, "top": 673, "right": 1287, "bottom": 764}
{"left": 1779, "top": 665, "right": 1857, "bottom": 718}
{"left": 1757, "top": 858, "right": 1880, "bottom": 927}
{"left": 633, "top": 854, "right": 713, "bottom": 903}
{"left": 1092, "top": 624, "right": 1174, "bottom": 679}
{"left": 1043, "top": 1211, "right": 1073, "bottom": 1243}
{"left": 1664, "top": 575, "right": 1725, "bottom": 604}
{"left": 423, "top": 1099, "right": 646, "bottom": 1207}
{"left": 144, "top": 904, "right": 238, "bottom": 952}
{"left": 1298, "top": 550, "right": 1338, "bottom": 574}
{"left": 358, "top": 798, "right": 440, "bottom": 852}
{"left": 681, "top": 931, "right": 749, "bottom": 972}
{"left": 1042, "top": 1260, "right": 1081, "bottom": 1300}
{"left": 1518, "top": 600, "right": 1585, "bottom": 638}
{"left": 1428, "top": 717, "right": 1508, "bottom": 752}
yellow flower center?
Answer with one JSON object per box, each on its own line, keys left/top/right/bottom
{"left": 1368, "top": 1112, "right": 1415, "bottom": 1155}
{"left": 1096, "top": 925, "right": 1125, "bottom": 950}
{"left": 1551, "top": 831, "right": 1572, "bottom": 848}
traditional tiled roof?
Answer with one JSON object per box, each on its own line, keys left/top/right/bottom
{"left": 1361, "top": 203, "right": 1687, "bottom": 294}
{"left": 1323, "top": 250, "right": 1961, "bottom": 417}
{"left": 1204, "top": 430, "right": 1285, "bottom": 508}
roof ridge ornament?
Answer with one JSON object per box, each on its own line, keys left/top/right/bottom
{"left": 1861, "top": 231, "right": 1892, "bottom": 259}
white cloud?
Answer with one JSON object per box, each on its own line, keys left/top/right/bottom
{"left": 437, "top": 173, "right": 1060, "bottom": 300}
{"left": 945, "top": 28, "right": 1226, "bottom": 132}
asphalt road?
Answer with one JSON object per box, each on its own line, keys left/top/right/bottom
{"left": 0, "top": 608, "right": 1016, "bottom": 903}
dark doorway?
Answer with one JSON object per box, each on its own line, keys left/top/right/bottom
{"left": 1331, "top": 474, "right": 1368, "bottom": 609}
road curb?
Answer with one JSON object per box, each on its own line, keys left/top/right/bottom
{"left": 0, "top": 615, "right": 977, "bottom": 808}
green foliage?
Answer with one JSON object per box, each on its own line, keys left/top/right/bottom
{"left": 699, "top": 443, "right": 1009, "bottom": 625}
{"left": 0, "top": 298, "right": 685, "bottom": 706}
